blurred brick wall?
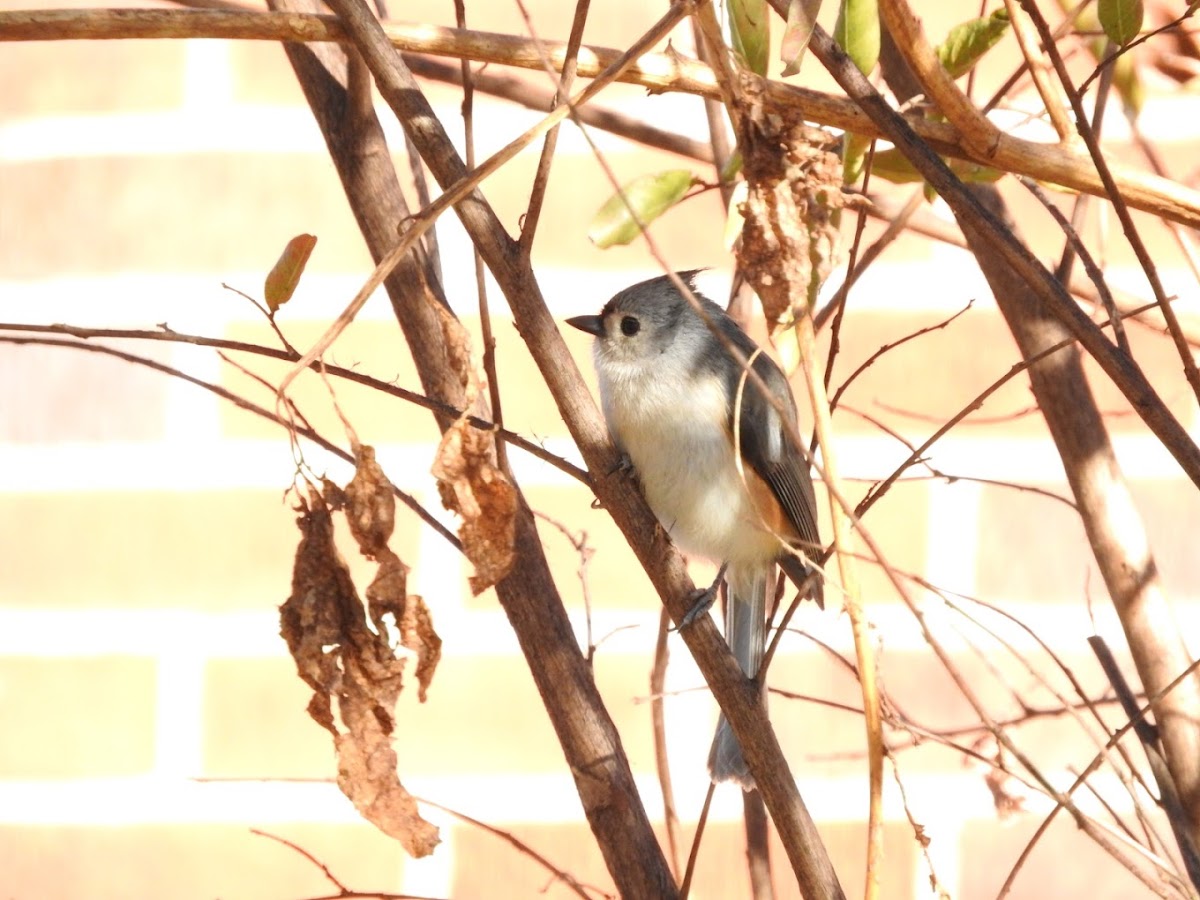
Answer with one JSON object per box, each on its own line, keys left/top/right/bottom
{"left": 2, "top": 1, "right": 1199, "bottom": 898}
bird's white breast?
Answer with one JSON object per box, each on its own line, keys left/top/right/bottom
{"left": 598, "top": 363, "right": 780, "bottom": 567}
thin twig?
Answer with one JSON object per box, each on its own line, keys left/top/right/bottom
{"left": 650, "top": 605, "right": 683, "bottom": 877}
{"left": 5, "top": 8, "right": 1200, "bottom": 227}
{"left": 834, "top": 405, "right": 1080, "bottom": 509}
{"left": 1017, "top": 175, "right": 1129, "bottom": 355}
{"left": 853, "top": 296, "right": 1171, "bottom": 519}
{"left": 997, "top": 657, "right": 1200, "bottom": 898}
{"left": 250, "top": 828, "right": 350, "bottom": 893}
{"left": 1089, "top": 636, "right": 1200, "bottom": 889}
{"left": 885, "top": 753, "right": 951, "bottom": 899}
{"left": 799, "top": 294, "right": 884, "bottom": 897}
{"left": 679, "top": 782, "right": 716, "bottom": 900}
{"left": 1002, "top": 0, "right": 1075, "bottom": 142}
{"left": 452, "top": 0, "right": 507, "bottom": 474}
{"left": 829, "top": 300, "right": 974, "bottom": 413}
{"left": 402, "top": 53, "right": 713, "bottom": 162}
{"left": 3, "top": 335, "right": 463, "bottom": 551}
{"left": 415, "top": 797, "right": 604, "bottom": 900}
{"left": 531, "top": 510, "right": 598, "bottom": 661}
{"left": 515, "top": 0, "right": 590, "bottom": 254}
{"left": 0, "top": 321, "right": 588, "bottom": 484}
{"left": 1078, "top": 3, "right": 1200, "bottom": 96}
{"left": 221, "top": 282, "right": 299, "bottom": 355}
{"left": 1018, "top": 0, "right": 1200, "bottom": 405}
{"left": 820, "top": 140, "right": 878, "bottom": 400}
{"left": 689, "top": 16, "right": 736, "bottom": 210}
{"left": 813, "top": 184, "right": 921, "bottom": 334}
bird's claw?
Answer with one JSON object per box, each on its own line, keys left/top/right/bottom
{"left": 608, "top": 452, "right": 635, "bottom": 477}
{"left": 677, "top": 563, "right": 728, "bottom": 630}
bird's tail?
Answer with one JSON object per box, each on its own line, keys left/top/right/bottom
{"left": 707, "top": 563, "right": 768, "bottom": 789}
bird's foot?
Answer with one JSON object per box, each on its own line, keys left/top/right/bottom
{"left": 608, "top": 452, "right": 635, "bottom": 477}
{"left": 678, "top": 562, "right": 728, "bottom": 630}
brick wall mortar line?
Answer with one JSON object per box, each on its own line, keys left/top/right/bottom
{"left": 0, "top": 434, "right": 1190, "bottom": 496}
{"left": 0, "top": 770, "right": 1146, "bottom": 826}
{"left": 152, "top": 646, "right": 206, "bottom": 778}
{"left": 0, "top": 603, "right": 1170, "bottom": 658}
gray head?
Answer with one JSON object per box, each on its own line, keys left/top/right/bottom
{"left": 566, "top": 271, "right": 723, "bottom": 378}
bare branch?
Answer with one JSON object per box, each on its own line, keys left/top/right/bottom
{"left": 4, "top": 8, "right": 1200, "bottom": 227}
{"left": 1, "top": 335, "right": 463, "bottom": 551}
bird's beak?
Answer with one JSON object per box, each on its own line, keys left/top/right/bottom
{"left": 566, "top": 314, "right": 604, "bottom": 337}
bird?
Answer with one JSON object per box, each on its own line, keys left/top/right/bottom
{"left": 567, "top": 270, "right": 822, "bottom": 788}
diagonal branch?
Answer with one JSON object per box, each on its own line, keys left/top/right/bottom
{"left": 318, "top": 0, "right": 845, "bottom": 894}
{"left": 265, "top": 3, "right": 677, "bottom": 894}
{"left": 797, "top": 1, "right": 1200, "bottom": 868}
{"left": 791, "top": 17, "right": 1200, "bottom": 493}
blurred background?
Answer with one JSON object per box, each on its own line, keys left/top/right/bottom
{"left": 3, "top": 0, "right": 1200, "bottom": 897}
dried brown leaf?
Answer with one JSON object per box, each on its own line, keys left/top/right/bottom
{"left": 399, "top": 586, "right": 441, "bottom": 702}
{"left": 433, "top": 415, "right": 517, "bottom": 594}
{"left": 280, "top": 454, "right": 442, "bottom": 857}
{"left": 420, "top": 297, "right": 516, "bottom": 594}
{"left": 279, "top": 489, "right": 356, "bottom": 739}
{"left": 344, "top": 444, "right": 395, "bottom": 558}
{"left": 736, "top": 106, "right": 844, "bottom": 329}
{"left": 334, "top": 729, "right": 438, "bottom": 855}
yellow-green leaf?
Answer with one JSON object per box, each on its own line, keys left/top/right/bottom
{"left": 842, "top": 132, "right": 871, "bottom": 185}
{"left": 781, "top": 0, "right": 824, "bottom": 76}
{"left": 870, "top": 148, "right": 1002, "bottom": 187}
{"left": 720, "top": 149, "right": 744, "bottom": 184}
{"left": 868, "top": 148, "right": 925, "bottom": 184}
{"left": 834, "top": 0, "right": 880, "bottom": 76}
{"left": 264, "top": 233, "right": 317, "bottom": 312}
{"left": 1098, "top": 0, "right": 1143, "bottom": 46}
{"left": 1111, "top": 50, "right": 1145, "bottom": 117}
{"left": 729, "top": 0, "right": 771, "bottom": 75}
{"left": 936, "top": 9, "right": 1011, "bottom": 79}
{"left": 1059, "top": 0, "right": 1145, "bottom": 118}
{"left": 587, "top": 171, "right": 695, "bottom": 249}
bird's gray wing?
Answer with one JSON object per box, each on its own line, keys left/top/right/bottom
{"left": 710, "top": 322, "right": 820, "bottom": 551}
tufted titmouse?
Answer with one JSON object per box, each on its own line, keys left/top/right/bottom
{"left": 568, "top": 271, "right": 822, "bottom": 789}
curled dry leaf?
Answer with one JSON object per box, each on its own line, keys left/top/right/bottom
{"left": 343, "top": 443, "right": 395, "bottom": 558}
{"left": 345, "top": 445, "right": 442, "bottom": 700}
{"left": 432, "top": 412, "right": 517, "bottom": 595}
{"left": 427, "top": 301, "right": 517, "bottom": 595}
{"left": 735, "top": 89, "right": 845, "bottom": 329}
{"left": 279, "top": 446, "right": 442, "bottom": 857}
{"left": 970, "top": 734, "right": 1027, "bottom": 820}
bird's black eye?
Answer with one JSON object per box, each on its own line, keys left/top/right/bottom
{"left": 620, "top": 315, "right": 640, "bottom": 337}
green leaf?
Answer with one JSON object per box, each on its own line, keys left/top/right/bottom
{"left": 1111, "top": 50, "right": 1145, "bottom": 117}
{"left": 869, "top": 148, "right": 1002, "bottom": 188}
{"left": 936, "top": 9, "right": 1011, "bottom": 79}
{"left": 587, "top": 171, "right": 696, "bottom": 249}
{"left": 719, "top": 149, "right": 744, "bottom": 183}
{"left": 1098, "top": 0, "right": 1143, "bottom": 45}
{"left": 264, "top": 233, "right": 317, "bottom": 312}
{"left": 729, "top": 0, "right": 771, "bottom": 75}
{"left": 1059, "top": 0, "right": 1144, "bottom": 118}
{"left": 781, "top": 0, "right": 824, "bottom": 76}
{"left": 834, "top": 0, "right": 880, "bottom": 76}
{"left": 867, "top": 148, "right": 925, "bottom": 184}
{"left": 842, "top": 132, "right": 871, "bottom": 184}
